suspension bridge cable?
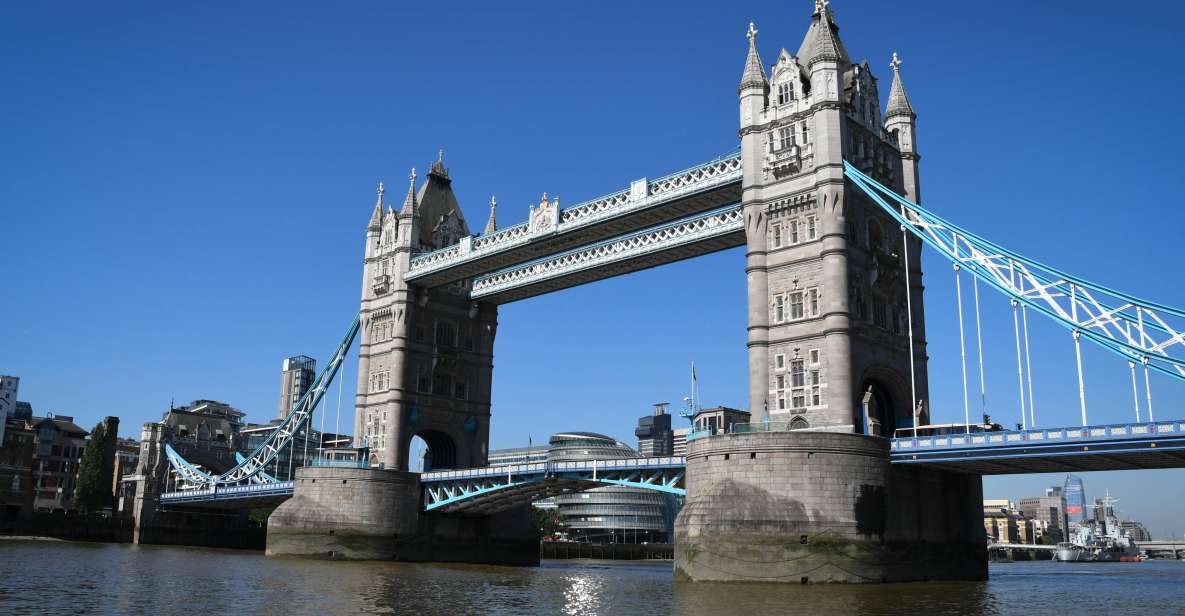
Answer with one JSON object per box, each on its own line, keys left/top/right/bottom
{"left": 954, "top": 261, "right": 971, "bottom": 434}
{"left": 1071, "top": 287, "right": 1088, "bottom": 426}
{"left": 1010, "top": 297, "right": 1027, "bottom": 430}
{"left": 901, "top": 220, "right": 919, "bottom": 437}
{"left": 1022, "top": 304, "right": 1036, "bottom": 428}
{"left": 1129, "top": 360, "right": 1142, "bottom": 422}
{"left": 318, "top": 377, "right": 328, "bottom": 460}
{"left": 973, "top": 276, "right": 988, "bottom": 424}
{"left": 1138, "top": 308, "right": 1155, "bottom": 422}
{"left": 334, "top": 353, "right": 344, "bottom": 453}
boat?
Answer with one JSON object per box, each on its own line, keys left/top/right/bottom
{"left": 1054, "top": 492, "right": 1138, "bottom": 562}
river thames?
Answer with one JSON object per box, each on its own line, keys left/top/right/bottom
{"left": 1, "top": 540, "right": 1183, "bottom": 615}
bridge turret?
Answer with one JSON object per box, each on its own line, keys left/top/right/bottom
{"left": 739, "top": 21, "right": 768, "bottom": 132}
{"left": 884, "top": 52, "right": 919, "bottom": 203}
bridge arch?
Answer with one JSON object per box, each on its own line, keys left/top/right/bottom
{"left": 859, "top": 366, "right": 910, "bottom": 436}
{"left": 406, "top": 428, "right": 459, "bottom": 472}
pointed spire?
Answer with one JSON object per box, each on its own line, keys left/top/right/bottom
{"left": 368, "top": 181, "right": 385, "bottom": 230}
{"left": 428, "top": 149, "right": 449, "bottom": 179}
{"left": 809, "top": 0, "right": 841, "bottom": 67}
{"left": 739, "top": 21, "right": 768, "bottom": 91}
{"left": 885, "top": 52, "right": 915, "bottom": 119}
{"left": 483, "top": 196, "right": 498, "bottom": 235}
{"left": 399, "top": 168, "right": 417, "bottom": 216}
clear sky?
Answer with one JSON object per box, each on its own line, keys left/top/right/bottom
{"left": 3, "top": 1, "right": 1185, "bottom": 538}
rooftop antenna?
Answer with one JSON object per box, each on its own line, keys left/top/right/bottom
{"left": 679, "top": 361, "right": 700, "bottom": 419}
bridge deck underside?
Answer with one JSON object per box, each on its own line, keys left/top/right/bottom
{"left": 892, "top": 435, "right": 1185, "bottom": 475}
{"left": 406, "top": 182, "right": 741, "bottom": 288}
{"left": 472, "top": 223, "right": 744, "bottom": 304}
{"left": 429, "top": 477, "right": 591, "bottom": 515}
{"left": 158, "top": 491, "right": 294, "bottom": 510}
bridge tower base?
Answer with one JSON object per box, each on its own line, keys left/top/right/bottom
{"left": 674, "top": 431, "right": 986, "bottom": 583}
{"left": 266, "top": 466, "right": 539, "bottom": 565}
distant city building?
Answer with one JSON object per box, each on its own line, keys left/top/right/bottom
{"left": 1018, "top": 486, "right": 1067, "bottom": 543}
{"left": 982, "top": 499, "right": 1036, "bottom": 544}
{"left": 0, "top": 375, "right": 18, "bottom": 442}
{"left": 158, "top": 400, "right": 246, "bottom": 477}
{"left": 0, "top": 417, "right": 36, "bottom": 519}
{"left": 635, "top": 403, "right": 674, "bottom": 457}
{"left": 13, "top": 401, "right": 32, "bottom": 420}
{"left": 112, "top": 436, "right": 140, "bottom": 516}
{"left": 672, "top": 428, "right": 689, "bottom": 457}
{"left": 1118, "top": 520, "right": 1151, "bottom": 542}
{"left": 490, "top": 432, "right": 677, "bottom": 543}
{"left": 1064, "top": 474, "right": 1087, "bottom": 524}
{"left": 26, "top": 414, "right": 89, "bottom": 511}
{"left": 487, "top": 445, "right": 548, "bottom": 467}
{"left": 278, "top": 355, "right": 317, "bottom": 419}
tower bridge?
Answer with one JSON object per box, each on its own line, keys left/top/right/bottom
{"left": 139, "top": 2, "right": 1185, "bottom": 584}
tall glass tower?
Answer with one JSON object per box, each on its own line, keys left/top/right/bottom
{"left": 1064, "top": 474, "right": 1087, "bottom": 524}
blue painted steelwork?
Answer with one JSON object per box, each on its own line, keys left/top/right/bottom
{"left": 159, "top": 480, "right": 295, "bottom": 504}
{"left": 420, "top": 457, "right": 686, "bottom": 512}
{"left": 163, "top": 315, "right": 361, "bottom": 489}
{"left": 844, "top": 161, "right": 1185, "bottom": 383}
{"left": 891, "top": 420, "right": 1185, "bottom": 474}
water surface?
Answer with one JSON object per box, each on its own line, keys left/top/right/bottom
{"left": 1, "top": 540, "right": 1182, "bottom": 615}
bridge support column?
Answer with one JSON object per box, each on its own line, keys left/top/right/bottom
{"left": 267, "top": 466, "right": 538, "bottom": 564}
{"left": 674, "top": 431, "right": 986, "bottom": 583}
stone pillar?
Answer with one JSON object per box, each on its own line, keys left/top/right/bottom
{"left": 674, "top": 431, "right": 986, "bottom": 583}
{"left": 267, "top": 466, "right": 538, "bottom": 564}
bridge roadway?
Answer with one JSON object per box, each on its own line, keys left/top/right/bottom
{"left": 404, "top": 152, "right": 741, "bottom": 290}
{"left": 158, "top": 419, "right": 1185, "bottom": 509}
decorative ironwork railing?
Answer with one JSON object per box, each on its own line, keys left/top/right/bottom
{"left": 406, "top": 151, "right": 741, "bottom": 278}
{"left": 470, "top": 204, "right": 743, "bottom": 299}
{"left": 890, "top": 420, "right": 1185, "bottom": 452}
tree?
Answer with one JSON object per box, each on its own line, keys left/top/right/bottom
{"left": 76, "top": 419, "right": 117, "bottom": 512}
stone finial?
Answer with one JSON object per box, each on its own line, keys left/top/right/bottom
{"left": 484, "top": 196, "right": 498, "bottom": 234}
{"left": 540, "top": 192, "right": 549, "bottom": 207}
{"left": 428, "top": 149, "right": 449, "bottom": 179}
{"left": 377, "top": 181, "right": 385, "bottom": 197}
{"left": 368, "top": 180, "right": 386, "bottom": 230}
{"left": 814, "top": 0, "right": 830, "bottom": 16}
{"left": 886, "top": 52, "right": 915, "bottom": 120}
{"left": 739, "top": 20, "right": 767, "bottom": 91}
{"left": 399, "top": 167, "right": 418, "bottom": 216}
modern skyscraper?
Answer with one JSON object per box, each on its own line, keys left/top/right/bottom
{"left": 1064, "top": 474, "right": 1087, "bottom": 524}
{"left": 635, "top": 403, "right": 674, "bottom": 457}
{"left": 278, "top": 355, "right": 316, "bottom": 419}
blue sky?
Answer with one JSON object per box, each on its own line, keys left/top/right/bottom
{"left": 3, "top": 1, "right": 1185, "bottom": 537}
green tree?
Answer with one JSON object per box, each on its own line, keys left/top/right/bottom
{"left": 531, "top": 506, "right": 564, "bottom": 537}
{"left": 76, "top": 419, "right": 117, "bottom": 512}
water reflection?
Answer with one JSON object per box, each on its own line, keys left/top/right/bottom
{"left": 0, "top": 541, "right": 1181, "bottom": 615}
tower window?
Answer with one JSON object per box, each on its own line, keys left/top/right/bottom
{"left": 777, "top": 82, "right": 793, "bottom": 105}
{"left": 873, "top": 296, "right": 888, "bottom": 329}
{"left": 779, "top": 126, "right": 794, "bottom": 150}
{"left": 775, "top": 295, "right": 785, "bottom": 323}
{"left": 808, "top": 288, "right": 820, "bottom": 317}
{"left": 775, "top": 353, "right": 786, "bottom": 370}
{"left": 791, "top": 360, "right": 805, "bottom": 388}
{"left": 801, "top": 123, "right": 809, "bottom": 144}
{"left": 809, "top": 349, "right": 820, "bottom": 365}
{"left": 789, "top": 292, "right": 804, "bottom": 320}
{"left": 772, "top": 224, "right": 782, "bottom": 248}
{"left": 790, "top": 220, "right": 800, "bottom": 244}
{"left": 807, "top": 216, "right": 817, "bottom": 240}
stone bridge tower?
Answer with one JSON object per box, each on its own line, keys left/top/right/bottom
{"left": 355, "top": 153, "right": 496, "bottom": 471}
{"left": 675, "top": 3, "right": 985, "bottom": 584}
{"left": 740, "top": 2, "right": 928, "bottom": 435}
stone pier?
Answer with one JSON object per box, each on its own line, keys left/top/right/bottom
{"left": 266, "top": 466, "right": 538, "bottom": 564}
{"left": 674, "top": 431, "right": 986, "bottom": 583}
